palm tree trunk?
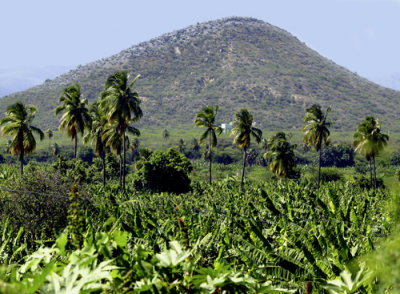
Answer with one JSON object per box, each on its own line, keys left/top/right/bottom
{"left": 373, "top": 157, "right": 377, "bottom": 190}
{"left": 123, "top": 131, "right": 126, "bottom": 193}
{"left": 369, "top": 160, "right": 372, "bottom": 190}
{"left": 20, "top": 150, "right": 24, "bottom": 175}
{"left": 102, "top": 152, "right": 106, "bottom": 187}
{"left": 317, "top": 146, "right": 322, "bottom": 190}
{"left": 241, "top": 148, "right": 247, "bottom": 190}
{"left": 119, "top": 153, "right": 122, "bottom": 188}
{"left": 209, "top": 135, "right": 212, "bottom": 184}
{"left": 74, "top": 136, "right": 78, "bottom": 159}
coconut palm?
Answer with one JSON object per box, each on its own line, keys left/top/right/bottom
{"left": 84, "top": 102, "right": 109, "bottom": 186}
{"left": 100, "top": 71, "right": 142, "bottom": 193}
{"left": 231, "top": 109, "right": 262, "bottom": 190}
{"left": 353, "top": 116, "right": 389, "bottom": 189}
{"left": 0, "top": 102, "right": 44, "bottom": 174}
{"left": 264, "top": 132, "right": 297, "bottom": 181}
{"left": 162, "top": 129, "right": 170, "bottom": 141}
{"left": 46, "top": 129, "right": 53, "bottom": 149}
{"left": 302, "top": 104, "right": 331, "bottom": 190}
{"left": 194, "top": 105, "right": 223, "bottom": 184}
{"left": 55, "top": 84, "right": 92, "bottom": 158}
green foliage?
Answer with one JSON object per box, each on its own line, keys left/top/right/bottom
{"left": 133, "top": 148, "right": 193, "bottom": 194}
{"left": 55, "top": 84, "right": 92, "bottom": 158}
{"left": 77, "top": 146, "right": 95, "bottom": 163}
{"left": 0, "top": 166, "right": 73, "bottom": 243}
{"left": 319, "top": 167, "right": 344, "bottom": 182}
{"left": 0, "top": 102, "right": 44, "bottom": 174}
{"left": 390, "top": 151, "right": 400, "bottom": 166}
{"left": 264, "top": 132, "right": 297, "bottom": 179}
{"left": 322, "top": 144, "right": 355, "bottom": 167}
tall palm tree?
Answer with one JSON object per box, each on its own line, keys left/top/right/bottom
{"left": 0, "top": 102, "right": 44, "bottom": 174}
{"left": 264, "top": 132, "right": 297, "bottom": 181}
{"left": 231, "top": 109, "right": 262, "bottom": 190}
{"left": 353, "top": 116, "right": 389, "bottom": 189}
{"left": 46, "top": 129, "right": 53, "bottom": 149}
{"left": 84, "top": 102, "right": 109, "bottom": 186}
{"left": 100, "top": 71, "right": 142, "bottom": 193}
{"left": 162, "top": 129, "right": 170, "bottom": 141}
{"left": 302, "top": 104, "right": 331, "bottom": 190}
{"left": 55, "top": 84, "right": 92, "bottom": 158}
{"left": 194, "top": 105, "right": 222, "bottom": 184}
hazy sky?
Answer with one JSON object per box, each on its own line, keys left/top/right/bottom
{"left": 1, "top": 0, "right": 400, "bottom": 80}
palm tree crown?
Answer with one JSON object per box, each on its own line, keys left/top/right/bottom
{"left": 100, "top": 71, "right": 142, "bottom": 129}
{"left": 353, "top": 116, "right": 388, "bottom": 160}
{"left": 0, "top": 102, "right": 44, "bottom": 174}
{"left": 194, "top": 105, "right": 222, "bottom": 184}
{"left": 264, "top": 132, "right": 297, "bottom": 180}
{"left": 231, "top": 109, "right": 262, "bottom": 189}
{"left": 353, "top": 116, "right": 389, "bottom": 189}
{"left": 302, "top": 104, "right": 331, "bottom": 151}
{"left": 55, "top": 84, "right": 92, "bottom": 158}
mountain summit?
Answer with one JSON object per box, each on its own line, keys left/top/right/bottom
{"left": 1, "top": 17, "right": 399, "bottom": 131}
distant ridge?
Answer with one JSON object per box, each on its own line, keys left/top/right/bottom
{"left": 1, "top": 17, "right": 400, "bottom": 131}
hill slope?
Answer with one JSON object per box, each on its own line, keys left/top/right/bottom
{"left": 1, "top": 17, "right": 399, "bottom": 131}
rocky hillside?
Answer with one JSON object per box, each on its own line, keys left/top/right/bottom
{"left": 1, "top": 17, "right": 399, "bottom": 131}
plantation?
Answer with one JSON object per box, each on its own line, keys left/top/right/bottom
{"left": 0, "top": 162, "right": 398, "bottom": 293}
{"left": 0, "top": 69, "right": 399, "bottom": 293}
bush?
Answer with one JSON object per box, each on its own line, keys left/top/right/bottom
{"left": 391, "top": 152, "right": 400, "bottom": 166}
{"left": 78, "top": 146, "right": 95, "bottom": 163}
{"left": 0, "top": 166, "right": 77, "bottom": 242}
{"left": 351, "top": 174, "right": 385, "bottom": 189}
{"left": 321, "top": 144, "right": 355, "bottom": 167}
{"left": 133, "top": 148, "right": 193, "bottom": 194}
{"left": 214, "top": 152, "right": 235, "bottom": 165}
{"left": 320, "top": 167, "right": 343, "bottom": 182}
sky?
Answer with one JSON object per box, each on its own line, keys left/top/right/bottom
{"left": 1, "top": 0, "right": 400, "bottom": 93}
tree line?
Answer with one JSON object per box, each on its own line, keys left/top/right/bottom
{"left": 0, "top": 70, "right": 389, "bottom": 191}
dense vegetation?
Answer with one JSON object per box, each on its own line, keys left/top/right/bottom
{"left": 1, "top": 17, "right": 400, "bottom": 130}
{"left": 0, "top": 161, "right": 398, "bottom": 293}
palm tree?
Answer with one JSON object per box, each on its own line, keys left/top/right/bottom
{"left": 302, "top": 104, "right": 331, "bottom": 190}
{"left": 55, "top": 84, "right": 92, "bottom": 158}
{"left": 100, "top": 71, "right": 142, "bottom": 193}
{"left": 264, "top": 132, "right": 297, "bottom": 182}
{"left": 0, "top": 102, "right": 44, "bottom": 174}
{"left": 46, "top": 129, "right": 53, "bottom": 149}
{"left": 162, "top": 129, "right": 170, "bottom": 141}
{"left": 353, "top": 116, "right": 389, "bottom": 189}
{"left": 84, "top": 102, "right": 109, "bottom": 186}
{"left": 194, "top": 105, "right": 223, "bottom": 184}
{"left": 231, "top": 109, "right": 262, "bottom": 189}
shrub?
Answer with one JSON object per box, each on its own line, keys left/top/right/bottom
{"left": 320, "top": 167, "right": 343, "bottom": 182}
{"left": 391, "top": 152, "right": 400, "bottom": 166}
{"left": 0, "top": 166, "right": 75, "bottom": 242}
{"left": 133, "top": 148, "right": 193, "bottom": 194}
{"left": 78, "top": 146, "right": 95, "bottom": 163}
{"left": 321, "top": 144, "right": 355, "bottom": 167}
{"left": 351, "top": 174, "right": 385, "bottom": 189}
{"left": 214, "top": 152, "right": 235, "bottom": 165}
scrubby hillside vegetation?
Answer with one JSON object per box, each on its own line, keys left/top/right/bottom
{"left": 1, "top": 17, "right": 400, "bottom": 130}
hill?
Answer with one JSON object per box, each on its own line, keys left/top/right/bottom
{"left": 1, "top": 17, "right": 399, "bottom": 131}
